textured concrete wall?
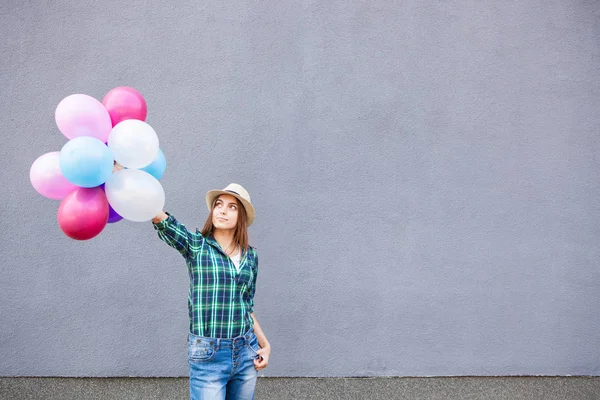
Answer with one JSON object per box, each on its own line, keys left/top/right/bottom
{"left": 1, "top": 0, "right": 599, "bottom": 377}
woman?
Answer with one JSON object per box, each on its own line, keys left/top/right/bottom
{"left": 152, "top": 183, "right": 270, "bottom": 400}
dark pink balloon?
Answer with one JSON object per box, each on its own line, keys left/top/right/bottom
{"left": 57, "top": 187, "right": 109, "bottom": 240}
{"left": 102, "top": 86, "right": 147, "bottom": 126}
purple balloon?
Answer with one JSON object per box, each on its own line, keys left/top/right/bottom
{"left": 108, "top": 204, "right": 123, "bottom": 223}
{"left": 100, "top": 183, "right": 123, "bottom": 223}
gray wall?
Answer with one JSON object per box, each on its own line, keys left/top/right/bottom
{"left": 1, "top": 0, "right": 599, "bottom": 377}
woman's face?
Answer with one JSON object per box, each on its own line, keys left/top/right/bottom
{"left": 212, "top": 194, "right": 239, "bottom": 231}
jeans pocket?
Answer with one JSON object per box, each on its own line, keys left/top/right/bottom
{"left": 188, "top": 336, "right": 217, "bottom": 362}
{"left": 245, "top": 335, "right": 261, "bottom": 357}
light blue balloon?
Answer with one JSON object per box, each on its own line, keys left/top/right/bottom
{"left": 140, "top": 148, "right": 166, "bottom": 180}
{"left": 59, "top": 137, "right": 114, "bottom": 188}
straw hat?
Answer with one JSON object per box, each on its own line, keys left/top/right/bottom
{"left": 205, "top": 183, "right": 255, "bottom": 226}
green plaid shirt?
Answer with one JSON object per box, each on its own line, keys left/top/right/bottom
{"left": 153, "top": 213, "right": 258, "bottom": 338}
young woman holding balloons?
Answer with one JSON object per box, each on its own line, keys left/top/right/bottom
{"left": 152, "top": 183, "right": 270, "bottom": 400}
{"left": 30, "top": 88, "right": 272, "bottom": 399}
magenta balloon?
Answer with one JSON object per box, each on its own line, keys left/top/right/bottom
{"left": 102, "top": 87, "right": 147, "bottom": 126}
{"left": 55, "top": 94, "right": 112, "bottom": 142}
{"left": 57, "top": 187, "right": 109, "bottom": 240}
{"left": 30, "top": 152, "right": 78, "bottom": 200}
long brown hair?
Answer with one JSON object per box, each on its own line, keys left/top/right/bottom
{"left": 201, "top": 195, "right": 249, "bottom": 255}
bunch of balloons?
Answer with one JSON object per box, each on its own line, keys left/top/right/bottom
{"left": 30, "top": 87, "right": 167, "bottom": 240}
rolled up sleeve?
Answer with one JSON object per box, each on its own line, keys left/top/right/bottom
{"left": 248, "top": 251, "right": 258, "bottom": 313}
{"left": 153, "top": 213, "right": 198, "bottom": 259}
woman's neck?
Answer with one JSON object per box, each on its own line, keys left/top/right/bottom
{"left": 213, "top": 229, "right": 237, "bottom": 255}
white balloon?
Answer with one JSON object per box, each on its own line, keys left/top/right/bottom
{"left": 108, "top": 120, "right": 159, "bottom": 169}
{"left": 105, "top": 169, "right": 165, "bottom": 222}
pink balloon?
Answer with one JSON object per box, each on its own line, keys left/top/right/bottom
{"left": 54, "top": 94, "right": 112, "bottom": 142}
{"left": 57, "top": 187, "right": 109, "bottom": 240}
{"left": 30, "top": 152, "right": 78, "bottom": 200}
{"left": 55, "top": 94, "right": 112, "bottom": 142}
{"left": 102, "top": 87, "right": 147, "bottom": 126}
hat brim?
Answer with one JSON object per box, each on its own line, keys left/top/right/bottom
{"left": 205, "top": 190, "right": 255, "bottom": 226}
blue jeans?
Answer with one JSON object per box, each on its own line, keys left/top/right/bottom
{"left": 188, "top": 328, "right": 260, "bottom": 400}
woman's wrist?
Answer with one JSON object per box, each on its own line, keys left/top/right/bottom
{"left": 152, "top": 211, "right": 168, "bottom": 224}
{"left": 260, "top": 341, "right": 271, "bottom": 349}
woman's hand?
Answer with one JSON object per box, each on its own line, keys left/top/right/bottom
{"left": 254, "top": 343, "right": 270, "bottom": 371}
{"left": 113, "top": 162, "right": 125, "bottom": 172}
{"left": 250, "top": 313, "right": 270, "bottom": 371}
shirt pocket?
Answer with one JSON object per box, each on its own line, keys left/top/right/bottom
{"left": 236, "top": 263, "right": 254, "bottom": 288}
